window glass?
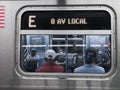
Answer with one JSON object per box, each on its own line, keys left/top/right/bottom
{"left": 20, "top": 34, "right": 111, "bottom": 73}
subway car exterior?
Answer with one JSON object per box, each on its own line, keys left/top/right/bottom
{"left": 0, "top": 0, "right": 120, "bottom": 90}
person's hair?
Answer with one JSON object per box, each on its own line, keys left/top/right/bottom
{"left": 85, "top": 47, "right": 97, "bottom": 64}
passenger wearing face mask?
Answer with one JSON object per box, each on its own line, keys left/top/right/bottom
{"left": 25, "top": 49, "right": 40, "bottom": 72}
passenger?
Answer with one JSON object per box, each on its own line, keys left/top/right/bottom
{"left": 25, "top": 48, "right": 40, "bottom": 72}
{"left": 36, "top": 49, "right": 64, "bottom": 72}
{"left": 71, "top": 49, "right": 84, "bottom": 72}
{"left": 97, "top": 48, "right": 107, "bottom": 66}
{"left": 103, "top": 39, "right": 111, "bottom": 72}
{"left": 74, "top": 47, "right": 105, "bottom": 74}
{"left": 56, "top": 48, "right": 66, "bottom": 66}
{"left": 97, "top": 38, "right": 111, "bottom": 73}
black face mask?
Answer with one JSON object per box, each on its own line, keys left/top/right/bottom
{"left": 31, "top": 52, "right": 36, "bottom": 56}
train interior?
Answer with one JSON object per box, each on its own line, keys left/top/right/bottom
{"left": 20, "top": 34, "right": 111, "bottom": 73}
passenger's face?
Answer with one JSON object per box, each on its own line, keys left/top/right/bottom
{"left": 31, "top": 51, "right": 36, "bottom": 56}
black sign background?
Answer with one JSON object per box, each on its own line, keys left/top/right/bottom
{"left": 21, "top": 10, "right": 111, "bottom": 30}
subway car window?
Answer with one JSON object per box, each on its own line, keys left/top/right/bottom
{"left": 20, "top": 35, "right": 111, "bottom": 73}
{"left": 18, "top": 9, "right": 114, "bottom": 75}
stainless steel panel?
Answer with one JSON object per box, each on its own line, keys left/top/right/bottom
{"left": 0, "top": 0, "right": 119, "bottom": 90}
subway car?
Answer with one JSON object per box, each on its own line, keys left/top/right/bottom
{"left": 0, "top": 0, "right": 120, "bottom": 90}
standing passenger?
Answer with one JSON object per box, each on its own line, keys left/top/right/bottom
{"left": 74, "top": 47, "right": 105, "bottom": 74}
{"left": 36, "top": 49, "right": 64, "bottom": 72}
{"left": 25, "top": 49, "right": 40, "bottom": 72}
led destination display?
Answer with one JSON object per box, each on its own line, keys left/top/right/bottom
{"left": 21, "top": 10, "right": 111, "bottom": 30}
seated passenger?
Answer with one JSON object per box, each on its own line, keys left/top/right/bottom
{"left": 74, "top": 47, "right": 105, "bottom": 74}
{"left": 36, "top": 49, "right": 64, "bottom": 72}
{"left": 25, "top": 49, "right": 40, "bottom": 72}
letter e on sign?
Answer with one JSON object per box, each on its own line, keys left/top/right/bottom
{"left": 28, "top": 15, "right": 36, "bottom": 28}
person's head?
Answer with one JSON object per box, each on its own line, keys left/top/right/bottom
{"left": 85, "top": 47, "right": 97, "bottom": 64}
{"left": 44, "top": 49, "right": 56, "bottom": 62}
{"left": 31, "top": 49, "right": 36, "bottom": 56}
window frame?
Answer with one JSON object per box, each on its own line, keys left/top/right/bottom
{"left": 16, "top": 6, "right": 116, "bottom": 79}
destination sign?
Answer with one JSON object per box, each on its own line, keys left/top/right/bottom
{"left": 21, "top": 10, "right": 111, "bottom": 30}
